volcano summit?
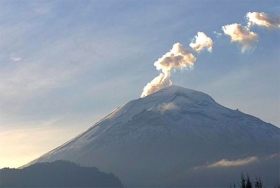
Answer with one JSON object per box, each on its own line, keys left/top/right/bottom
{"left": 27, "top": 86, "right": 280, "bottom": 187}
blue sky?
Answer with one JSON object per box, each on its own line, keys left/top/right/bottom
{"left": 0, "top": 0, "right": 279, "bottom": 168}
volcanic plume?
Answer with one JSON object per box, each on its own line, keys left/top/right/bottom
{"left": 246, "top": 12, "right": 280, "bottom": 29}
{"left": 141, "top": 43, "right": 196, "bottom": 97}
{"left": 189, "top": 32, "right": 213, "bottom": 53}
{"left": 222, "top": 23, "right": 259, "bottom": 52}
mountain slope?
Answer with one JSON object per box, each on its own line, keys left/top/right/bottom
{"left": 27, "top": 86, "right": 280, "bottom": 187}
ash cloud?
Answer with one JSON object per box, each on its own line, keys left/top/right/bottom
{"left": 189, "top": 32, "right": 213, "bottom": 53}
{"left": 141, "top": 43, "right": 196, "bottom": 98}
{"left": 222, "top": 23, "right": 259, "bottom": 52}
{"left": 246, "top": 12, "right": 280, "bottom": 29}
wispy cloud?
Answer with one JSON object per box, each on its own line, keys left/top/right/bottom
{"left": 265, "top": 153, "right": 280, "bottom": 160}
{"left": 10, "top": 54, "right": 22, "bottom": 61}
{"left": 206, "top": 157, "right": 259, "bottom": 168}
{"left": 194, "top": 156, "right": 259, "bottom": 169}
{"left": 156, "top": 102, "right": 180, "bottom": 114}
{"left": 222, "top": 23, "right": 259, "bottom": 52}
{"left": 213, "top": 31, "right": 222, "bottom": 38}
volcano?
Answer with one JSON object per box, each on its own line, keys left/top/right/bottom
{"left": 27, "top": 86, "right": 280, "bottom": 187}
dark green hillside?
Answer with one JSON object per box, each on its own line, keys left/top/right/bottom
{"left": 0, "top": 160, "right": 123, "bottom": 187}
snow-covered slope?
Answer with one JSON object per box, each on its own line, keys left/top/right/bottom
{"left": 27, "top": 86, "right": 280, "bottom": 187}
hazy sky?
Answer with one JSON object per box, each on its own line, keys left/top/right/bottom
{"left": 0, "top": 0, "right": 279, "bottom": 168}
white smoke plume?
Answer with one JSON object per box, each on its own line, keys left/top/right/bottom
{"left": 189, "top": 32, "right": 214, "bottom": 53}
{"left": 141, "top": 72, "right": 172, "bottom": 98}
{"left": 141, "top": 43, "right": 196, "bottom": 98}
{"left": 246, "top": 12, "right": 280, "bottom": 29}
{"left": 222, "top": 23, "right": 259, "bottom": 52}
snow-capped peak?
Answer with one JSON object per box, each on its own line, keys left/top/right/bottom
{"left": 25, "top": 86, "right": 279, "bottom": 187}
{"left": 104, "top": 85, "right": 216, "bottom": 123}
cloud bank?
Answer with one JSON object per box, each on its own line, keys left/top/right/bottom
{"left": 141, "top": 43, "right": 196, "bottom": 97}
{"left": 222, "top": 23, "right": 259, "bottom": 52}
{"left": 189, "top": 32, "right": 213, "bottom": 53}
{"left": 246, "top": 12, "right": 280, "bottom": 29}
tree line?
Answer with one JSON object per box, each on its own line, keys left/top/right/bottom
{"left": 230, "top": 173, "right": 280, "bottom": 188}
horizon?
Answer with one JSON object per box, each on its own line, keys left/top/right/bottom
{"left": 0, "top": 0, "right": 279, "bottom": 169}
